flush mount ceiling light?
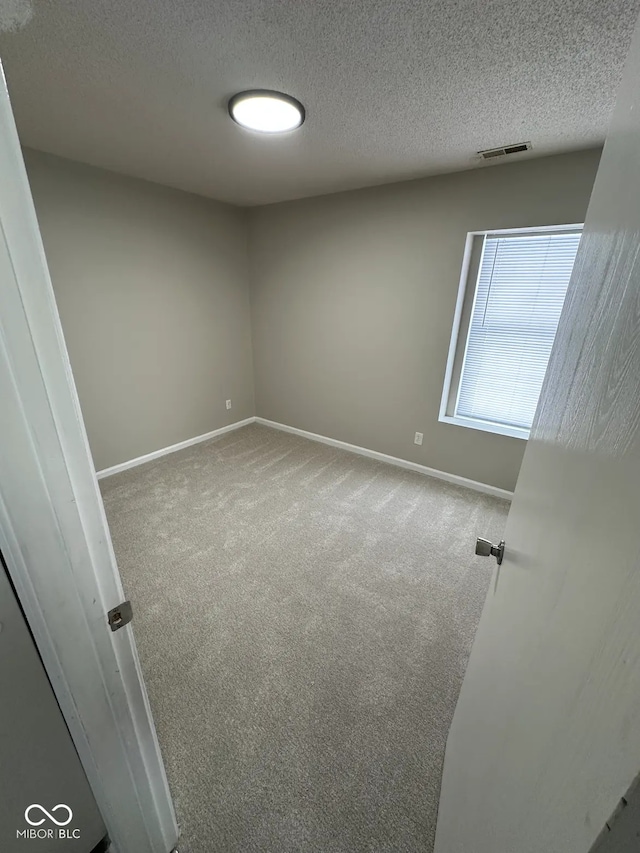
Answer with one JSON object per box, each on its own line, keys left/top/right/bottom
{"left": 228, "top": 90, "right": 305, "bottom": 133}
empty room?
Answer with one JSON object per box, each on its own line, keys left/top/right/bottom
{"left": 2, "top": 2, "right": 640, "bottom": 853}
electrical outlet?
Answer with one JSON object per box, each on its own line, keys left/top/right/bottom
{"left": 414, "top": 432, "right": 423, "bottom": 446}
{"left": 226, "top": 400, "right": 232, "bottom": 410}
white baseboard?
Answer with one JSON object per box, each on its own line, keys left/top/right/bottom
{"left": 97, "top": 414, "right": 513, "bottom": 500}
{"left": 96, "top": 417, "right": 257, "bottom": 479}
{"left": 255, "top": 417, "right": 513, "bottom": 501}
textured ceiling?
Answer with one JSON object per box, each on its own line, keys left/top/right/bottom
{"left": 0, "top": 0, "right": 638, "bottom": 206}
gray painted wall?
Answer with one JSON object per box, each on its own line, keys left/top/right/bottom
{"left": 24, "top": 149, "right": 255, "bottom": 471}
{"left": 24, "top": 148, "right": 600, "bottom": 489}
{"left": 248, "top": 149, "right": 601, "bottom": 492}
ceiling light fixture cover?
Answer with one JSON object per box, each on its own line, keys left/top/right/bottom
{"left": 228, "top": 90, "right": 305, "bottom": 133}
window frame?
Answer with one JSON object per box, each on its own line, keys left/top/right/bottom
{"left": 439, "top": 223, "right": 584, "bottom": 441}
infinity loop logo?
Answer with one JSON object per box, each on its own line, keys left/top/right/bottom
{"left": 24, "top": 804, "right": 73, "bottom": 827}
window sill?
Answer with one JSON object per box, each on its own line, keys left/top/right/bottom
{"left": 439, "top": 414, "right": 529, "bottom": 441}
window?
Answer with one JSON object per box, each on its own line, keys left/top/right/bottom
{"left": 439, "top": 224, "right": 583, "bottom": 439}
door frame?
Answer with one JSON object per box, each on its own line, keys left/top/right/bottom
{"left": 0, "top": 65, "right": 178, "bottom": 853}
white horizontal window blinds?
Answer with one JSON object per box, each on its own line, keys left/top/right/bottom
{"left": 456, "top": 230, "right": 582, "bottom": 430}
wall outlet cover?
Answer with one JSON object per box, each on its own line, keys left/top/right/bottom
{"left": 414, "top": 432, "right": 423, "bottom": 445}
{"left": 226, "top": 400, "right": 232, "bottom": 410}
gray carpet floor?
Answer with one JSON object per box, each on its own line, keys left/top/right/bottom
{"left": 100, "top": 424, "right": 508, "bottom": 853}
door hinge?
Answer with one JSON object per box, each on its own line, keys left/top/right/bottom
{"left": 107, "top": 600, "right": 133, "bottom": 632}
{"left": 475, "top": 537, "right": 505, "bottom": 565}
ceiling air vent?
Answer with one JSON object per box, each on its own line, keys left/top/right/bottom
{"left": 478, "top": 142, "right": 532, "bottom": 160}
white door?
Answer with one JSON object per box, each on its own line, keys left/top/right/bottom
{"left": 434, "top": 13, "right": 640, "bottom": 853}
{"left": 0, "top": 64, "right": 178, "bottom": 853}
